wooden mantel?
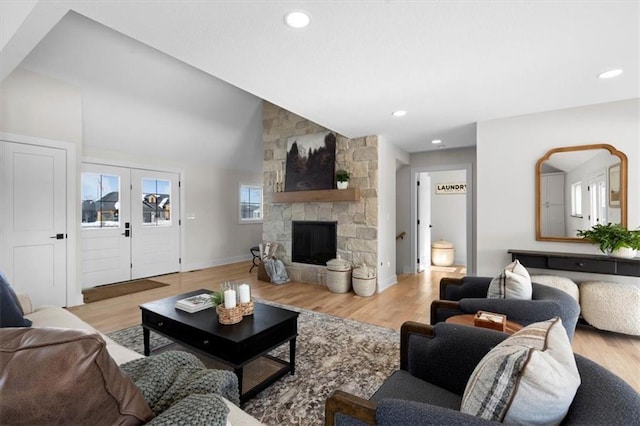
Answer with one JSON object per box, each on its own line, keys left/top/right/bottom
{"left": 272, "top": 188, "right": 360, "bottom": 203}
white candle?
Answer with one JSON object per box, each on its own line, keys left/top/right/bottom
{"left": 224, "top": 289, "right": 236, "bottom": 309}
{"left": 238, "top": 284, "right": 251, "bottom": 303}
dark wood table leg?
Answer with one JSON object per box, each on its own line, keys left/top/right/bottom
{"left": 289, "top": 337, "right": 296, "bottom": 375}
{"left": 143, "top": 327, "right": 150, "bottom": 356}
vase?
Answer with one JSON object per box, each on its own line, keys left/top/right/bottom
{"left": 337, "top": 181, "right": 349, "bottom": 189}
{"left": 609, "top": 247, "right": 638, "bottom": 259}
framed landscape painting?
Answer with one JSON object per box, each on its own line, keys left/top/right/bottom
{"left": 285, "top": 131, "right": 336, "bottom": 191}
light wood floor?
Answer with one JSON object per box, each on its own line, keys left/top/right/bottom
{"left": 68, "top": 261, "right": 640, "bottom": 392}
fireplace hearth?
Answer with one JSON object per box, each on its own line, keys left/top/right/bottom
{"left": 292, "top": 221, "right": 337, "bottom": 265}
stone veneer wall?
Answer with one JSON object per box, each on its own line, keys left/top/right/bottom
{"left": 262, "top": 101, "right": 378, "bottom": 284}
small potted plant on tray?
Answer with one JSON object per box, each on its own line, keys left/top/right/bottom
{"left": 577, "top": 223, "right": 640, "bottom": 259}
{"left": 336, "top": 169, "right": 350, "bottom": 189}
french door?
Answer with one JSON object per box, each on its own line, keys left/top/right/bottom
{"left": 81, "top": 164, "right": 180, "bottom": 288}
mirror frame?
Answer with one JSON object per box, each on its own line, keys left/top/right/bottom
{"left": 535, "top": 143, "right": 628, "bottom": 242}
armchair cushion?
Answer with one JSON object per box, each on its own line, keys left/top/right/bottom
{"left": 0, "top": 272, "right": 32, "bottom": 327}
{"left": 461, "top": 318, "right": 580, "bottom": 424}
{"left": 487, "top": 260, "right": 532, "bottom": 300}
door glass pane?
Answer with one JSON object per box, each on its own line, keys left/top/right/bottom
{"left": 81, "top": 173, "right": 120, "bottom": 228}
{"left": 142, "top": 179, "right": 171, "bottom": 226}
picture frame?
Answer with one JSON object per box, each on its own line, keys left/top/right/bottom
{"left": 608, "top": 163, "right": 621, "bottom": 207}
{"left": 285, "top": 131, "right": 336, "bottom": 191}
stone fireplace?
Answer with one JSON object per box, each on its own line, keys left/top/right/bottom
{"left": 262, "top": 101, "right": 378, "bottom": 285}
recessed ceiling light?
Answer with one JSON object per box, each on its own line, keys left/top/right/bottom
{"left": 284, "top": 11, "right": 311, "bottom": 29}
{"left": 597, "top": 69, "right": 623, "bottom": 79}
{"left": 431, "top": 139, "right": 442, "bottom": 144}
{"left": 392, "top": 110, "right": 407, "bottom": 117}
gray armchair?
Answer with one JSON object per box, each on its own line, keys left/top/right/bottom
{"left": 325, "top": 322, "right": 640, "bottom": 425}
{"left": 431, "top": 276, "right": 581, "bottom": 340}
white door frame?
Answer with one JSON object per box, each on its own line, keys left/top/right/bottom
{"left": 410, "top": 163, "right": 474, "bottom": 274}
{"left": 82, "top": 156, "right": 184, "bottom": 277}
{"left": 0, "top": 132, "right": 79, "bottom": 306}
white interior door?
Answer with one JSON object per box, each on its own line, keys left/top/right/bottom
{"left": 130, "top": 169, "right": 180, "bottom": 279}
{"left": 417, "top": 173, "right": 431, "bottom": 272}
{"left": 589, "top": 172, "right": 607, "bottom": 226}
{"left": 1, "top": 141, "right": 67, "bottom": 306}
{"left": 81, "top": 164, "right": 132, "bottom": 288}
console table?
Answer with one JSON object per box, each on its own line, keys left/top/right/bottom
{"left": 508, "top": 249, "right": 640, "bottom": 277}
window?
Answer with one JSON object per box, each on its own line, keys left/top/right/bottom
{"left": 81, "top": 173, "right": 120, "bottom": 228}
{"left": 570, "top": 181, "right": 582, "bottom": 216}
{"left": 142, "top": 178, "right": 171, "bottom": 226}
{"left": 240, "top": 185, "right": 263, "bottom": 222}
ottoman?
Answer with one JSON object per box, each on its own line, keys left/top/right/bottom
{"left": 580, "top": 281, "right": 640, "bottom": 336}
{"left": 531, "top": 275, "right": 580, "bottom": 303}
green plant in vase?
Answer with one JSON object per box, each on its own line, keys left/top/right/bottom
{"left": 210, "top": 291, "right": 224, "bottom": 306}
{"left": 336, "top": 169, "right": 350, "bottom": 189}
{"left": 577, "top": 223, "right": 640, "bottom": 259}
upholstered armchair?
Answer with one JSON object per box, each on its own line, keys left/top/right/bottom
{"left": 430, "top": 276, "right": 581, "bottom": 339}
{"left": 325, "top": 322, "right": 640, "bottom": 425}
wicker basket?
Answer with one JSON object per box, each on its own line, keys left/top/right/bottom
{"left": 326, "top": 256, "right": 352, "bottom": 293}
{"left": 216, "top": 304, "right": 243, "bottom": 325}
{"left": 352, "top": 263, "right": 376, "bottom": 297}
{"left": 240, "top": 300, "right": 254, "bottom": 316}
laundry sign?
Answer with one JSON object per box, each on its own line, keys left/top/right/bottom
{"left": 435, "top": 182, "right": 466, "bottom": 194}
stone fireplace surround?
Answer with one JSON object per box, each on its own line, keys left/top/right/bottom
{"left": 262, "top": 102, "right": 378, "bottom": 285}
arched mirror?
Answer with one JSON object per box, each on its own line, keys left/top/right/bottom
{"left": 536, "top": 144, "right": 627, "bottom": 242}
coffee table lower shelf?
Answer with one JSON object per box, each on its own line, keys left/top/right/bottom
{"left": 144, "top": 330, "right": 294, "bottom": 404}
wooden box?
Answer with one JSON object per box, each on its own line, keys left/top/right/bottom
{"left": 257, "top": 262, "right": 270, "bottom": 282}
{"left": 474, "top": 311, "right": 506, "bottom": 332}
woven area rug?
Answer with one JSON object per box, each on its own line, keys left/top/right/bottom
{"left": 107, "top": 301, "right": 400, "bottom": 425}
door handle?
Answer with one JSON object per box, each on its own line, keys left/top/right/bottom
{"left": 122, "top": 230, "right": 131, "bottom": 237}
{"left": 49, "top": 233, "right": 64, "bottom": 240}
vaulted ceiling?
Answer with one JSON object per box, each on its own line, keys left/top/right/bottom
{"left": 2, "top": 1, "right": 638, "bottom": 153}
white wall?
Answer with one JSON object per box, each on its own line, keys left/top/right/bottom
{"left": 1, "top": 67, "right": 82, "bottom": 144}
{"left": 377, "top": 137, "right": 407, "bottom": 291}
{"left": 429, "top": 169, "right": 467, "bottom": 265}
{"left": 79, "top": 80, "right": 264, "bottom": 271}
{"left": 1, "top": 67, "right": 265, "bottom": 302}
{"left": 477, "top": 98, "right": 640, "bottom": 286}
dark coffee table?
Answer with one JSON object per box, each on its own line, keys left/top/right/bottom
{"left": 139, "top": 289, "right": 299, "bottom": 403}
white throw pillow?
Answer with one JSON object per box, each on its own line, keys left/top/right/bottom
{"left": 461, "top": 318, "right": 580, "bottom": 424}
{"left": 487, "top": 259, "right": 532, "bottom": 299}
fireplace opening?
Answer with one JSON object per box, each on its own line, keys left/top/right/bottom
{"left": 292, "top": 221, "right": 337, "bottom": 265}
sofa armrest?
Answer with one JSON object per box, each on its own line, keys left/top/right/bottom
{"left": 325, "top": 390, "right": 377, "bottom": 426}
{"left": 440, "top": 277, "right": 492, "bottom": 300}
{"left": 14, "top": 292, "right": 33, "bottom": 315}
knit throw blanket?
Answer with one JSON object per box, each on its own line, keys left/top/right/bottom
{"left": 120, "top": 351, "right": 239, "bottom": 425}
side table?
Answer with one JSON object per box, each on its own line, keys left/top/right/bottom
{"left": 445, "top": 314, "right": 523, "bottom": 335}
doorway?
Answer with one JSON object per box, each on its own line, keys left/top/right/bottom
{"left": 81, "top": 163, "right": 181, "bottom": 288}
{"left": 1, "top": 138, "right": 77, "bottom": 307}
{"left": 411, "top": 164, "right": 473, "bottom": 274}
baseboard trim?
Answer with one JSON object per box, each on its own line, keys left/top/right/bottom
{"left": 184, "top": 254, "right": 251, "bottom": 273}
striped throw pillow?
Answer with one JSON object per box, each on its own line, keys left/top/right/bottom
{"left": 460, "top": 317, "right": 580, "bottom": 424}
{"left": 487, "top": 259, "right": 532, "bottom": 299}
